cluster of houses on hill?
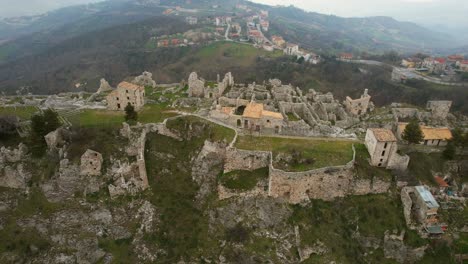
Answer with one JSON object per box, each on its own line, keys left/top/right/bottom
{"left": 401, "top": 54, "right": 468, "bottom": 74}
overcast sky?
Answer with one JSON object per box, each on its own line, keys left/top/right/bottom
{"left": 0, "top": 0, "right": 101, "bottom": 17}
{"left": 1, "top": 0, "right": 467, "bottom": 29}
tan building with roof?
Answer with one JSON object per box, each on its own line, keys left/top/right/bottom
{"left": 241, "top": 102, "right": 284, "bottom": 132}
{"left": 397, "top": 123, "right": 453, "bottom": 147}
{"left": 212, "top": 102, "right": 284, "bottom": 133}
{"left": 107, "top": 82, "right": 145, "bottom": 111}
{"left": 365, "top": 128, "right": 410, "bottom": 170}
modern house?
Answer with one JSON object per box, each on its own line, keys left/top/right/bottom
{"left": 414, "top": 186, "right": 440, "bottom": 225}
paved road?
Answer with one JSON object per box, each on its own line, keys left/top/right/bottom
{"left": 338, "top": 59, "right": 468, "bottom": 87}
{"left": 225, "top": 23, "right": 231, "bottom": 41}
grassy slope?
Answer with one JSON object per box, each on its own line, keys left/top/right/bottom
{"left": 0, "top": 106, "right": 39, "bottom": 120}
{"left": 145, "top": 117, "right": 225, "bottom": 261}
{"left": 290, "top": 193, "right": 428, "bottom": 263}
{"left": 235, "top": 136, "right": 354, "bottom": 171}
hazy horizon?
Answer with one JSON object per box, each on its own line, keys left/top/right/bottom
{"left": 1, "top": 0, "right": 467, "bottom": 30}
{"left": 251, "top": 0, "right": 468, "bottom": 29}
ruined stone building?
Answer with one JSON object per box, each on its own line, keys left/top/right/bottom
{"left": 344, "top": 89, "right": 372, "bottom": 117}
{"left": 208, "top": 77, "right": 361, "bottom": 137}
{"left": 133, "top": 71, "right": 156, "bottom": 88}
{"left": 188, "top": 72, "right": 234, "bottom": 99}
{"left": 80, "top": 149, "right": 103, "bottom": 176}
{"left": 365, "top": 128, "right": 409, "bottom": 170}
{"left": 107, "top": 82, "right": 145, "bottom": 111}
{"left": 397, "top": 123, "right": 453, "bottom": 147}
{"left": 391, "top": 100, "right": 452, "bottom": 126}
{"left": 426, "top": 101, "right": 452, "bottom": 121}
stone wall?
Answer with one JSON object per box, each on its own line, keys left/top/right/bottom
{"left": 224, "top": 148, "right": 271, "bottom": 173}
{"left": 267, "top": 146, "right": 391, "bottom": 203}
{"left": 400, "top": 187, "right": 415, "bottom": 229}
{"left": 268, "top": 163, "right": 356, "bottom": 203}
{"left": 387, "top": 153, "right": 410, "bottom": 171}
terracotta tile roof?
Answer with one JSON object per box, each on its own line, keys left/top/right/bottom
{"left": 243, "top": 102, "right": 264, "bottom": 118}
{"left": 435, "top": 58, "right": 446, "bottom": 64}
{"left": 221, "top": 107, "right": 235, "bottom": 115}
{"left": 434, "top": 176, "right": 449, "bottom": 187}
{"left": 398, "top": 123, "right": 453, "bottom": 141}
{"left": 369, "top": 128, "right": 397, "bottom": 142}
{"left": 242, "top": 102, "right": 283, "bottom": 119}
{"left": 262, "top": 110, "right": 283, "bottom": 119}
{"left": 117, "top": 81, "right": 144, "bottom": 91}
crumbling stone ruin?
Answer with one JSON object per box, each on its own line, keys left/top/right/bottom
{"left": 133, "top": 71, "right": 157, "bottom": 88}
{"left": 0, "top": 116, "right": 18, "bottom": 135}
{"left": 106, "top": 81, "right": 146, "bottom": 111}
{"left": 220, "top": 146, "right": 391, "bottom": 204}
{"left": 188, "top": 72, "right": 234, "bottom": 99}
{"left": 344, "top": 89, "right": 374, "bottom": 117}
{"left": 365, "top": 128, "right": 409, "bottom": 171}
{"left": 97, "top": 78, "right": 113, "bottom": 93}
{"left": 108, "top": 123, "right": 150, "bottom": 198}
{"left": 44, "top": 127, "right": 70, "bottom": 152}
{"left": 383, "top": 231, "right": 427, "bottom": 263}
{"left": 0, "top": 143, "right": 30, "bottom": 189}
{"left": 208, "top": 77, "right": 361, "bottom": 137}
{"left": 80, "top": 149, "right": 103, "bottom": 176}
{"left": 426, "top": 100, "right": 452, "bottom": 122}
{"left": 391, "top": 100, "right": 452, "bottom": 126}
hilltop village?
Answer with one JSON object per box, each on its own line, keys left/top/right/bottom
{"left": 0, "top": 66, "right": 467, "bottom": 262}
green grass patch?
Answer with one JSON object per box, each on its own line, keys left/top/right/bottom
{"left": 0, "top": 106, "right": 39, "bottom": 120}
{"left": 144, "top": 127, "right": 220, "bottom": 261}
{"left": 289, "top": 194, "right": 417, "bottom": 263}
{"left": 138, "top": 104, "right": 177, "bottom": 123}
{"left": 13, "top": 188, "right": 63, "bottom": 218}
{"left": 235, "top": 136, "right": 354, "bottom": 171}
{"left": 0, "top": 221, "right": 50, "bottom": 259}
{"left": 66, "top": 126, "right": 127, "bottom": 164}
{"left": 98, "top": 238, "right": 137, "bottom": 263}
{"left": 453, "top": 233, "right": 468, "bottom": 254}
{"left": 166, "top": 116, "right": 235, "bottom": 143}
{"left": 195, "top": 41, "right": 282, "bottom": 66}
{"left": 286, "top": 113, "right": 301, "bottom": 121}
{"left": 69, "top": 109, "right": 124, "bottom": 128}
{"left": 218, "top": 167, "right": 269, "bottom": 191}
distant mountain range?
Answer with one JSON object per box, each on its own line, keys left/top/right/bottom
{"left": 0, "top": 0, "right": 467, "bottom": 95}
{"left": 265, "top": 5, "right": 458, "bottom": 54}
